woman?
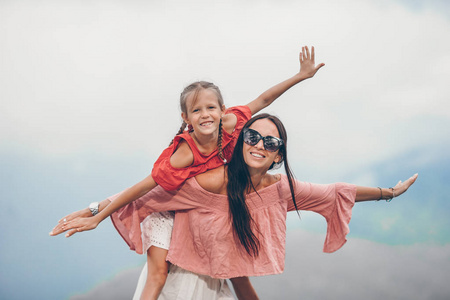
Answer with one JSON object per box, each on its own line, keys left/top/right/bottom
{"left": 52, "top": 114, "right": 417, "bottom": 299}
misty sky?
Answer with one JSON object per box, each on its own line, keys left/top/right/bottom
{"left": 1, "top": 0, "right": 449, "bottom": 299}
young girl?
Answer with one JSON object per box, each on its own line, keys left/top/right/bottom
{"left": 50, "top": 46, "right": 325, "bottom": 300}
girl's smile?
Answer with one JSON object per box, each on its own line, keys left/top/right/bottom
{"left": 182, "top": 89, "right": 225, "bottom": 137}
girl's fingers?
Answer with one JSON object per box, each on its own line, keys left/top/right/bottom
{"left": 62, "top": 220, "right": 77, "bottom": 231}
{"left": 50, "top": 222, "right": 69, "bottom": 236}
{"left": 305, "top": 46, "right": 310, "bottom": 59}
{"left": 59, "top": 215, "right": 69, "bottom": 223}
{"left": 315, "top": 63, "right": 325, "bottom": 71}
{"left": 311, "top": 46, "right": 315, "bottom": 61}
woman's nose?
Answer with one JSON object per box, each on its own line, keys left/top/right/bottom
{"left": 254, "top": 139, "right": 265, "bottom": 150}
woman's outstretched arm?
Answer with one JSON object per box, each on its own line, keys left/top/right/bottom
{"left": 49, "top": 198, "right": 111, "bottom": 237}
{"left": 49, "top": 140, "right": 197, "bottom": 237}
{"left": 49, "top": 175, "right": 157, "bottom": 237}
{"left": 356, "top": 173, "right": 418, "bottom": 202}
{"left": 50, "top": 175, "right": 157, "bottom": 237}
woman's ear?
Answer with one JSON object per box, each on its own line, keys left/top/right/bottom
{"left": 274, "top": 154, "right": 282, "bottom": 164}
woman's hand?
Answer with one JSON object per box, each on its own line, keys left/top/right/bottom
{"left": 392, "top": 173, "right": 419, "bottom": 198}
{"left": 50, "top": 215, "right": 101, "bottom": 237}
{"left": 298, "top": 46, "right": 325, "bottom": 79}
{"left": 356, "top": 173, "right": 418, "bottom": 202}
{"left": 49, "top": 208, "right": 94, "bottom": 237}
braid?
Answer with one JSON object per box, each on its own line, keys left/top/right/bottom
{"left": 217, "top": 118, "right": 226, "bottom": 163}
{"left": 169, "top": 121, "right": 187, "bottom": 146}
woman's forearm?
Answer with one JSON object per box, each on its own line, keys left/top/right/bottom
{"left": 355, "top": 186, "right": 394, "bottom": 202}
{"left": 355, "top": 173, "right": 418, "bottom": 202}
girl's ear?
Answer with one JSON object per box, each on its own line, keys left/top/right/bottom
{"left": 181, "top": 112, "right": 190, "bottom": 124}
{"left": 221, "top": 104, "right": 226, "bottom": 116}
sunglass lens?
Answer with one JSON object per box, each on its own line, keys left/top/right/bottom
{"left": 264, "top": 138, "right": 281, "bottom": 152}
{"left": 244, "top": 129, "right": 261, "bottom": 146}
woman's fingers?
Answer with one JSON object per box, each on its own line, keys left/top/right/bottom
{"left": 65, "top": 228, "right": 80, "bottom": 238}
{"left": 405, "top": 174, "right": 418, "bottom": 188}
{"left": 62, "top": 220, "right": 81, "bottom": 237}
{"left": 50, "top": 217, "right": 78, "bottom": 236}
{"left": 50, "top": 218, "right": 70, "bottom": 235}
{"left": 50, "top": 210, "right": 99, "bottom": 237}
{"left": 394, "top": 173, "right": 418, "bottom": 197}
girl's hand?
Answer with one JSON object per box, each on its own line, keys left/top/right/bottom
{"left": 392, "top": 173, "right": 419, "bottom": 198}
{"left": 49, "top": 208, "right": 95, "bottom": 237}
{"left": 298, "top": 46, "right": 325, "bottom": 79}
{"left": 51, "top": 216, "right": 101, "bottom": 237}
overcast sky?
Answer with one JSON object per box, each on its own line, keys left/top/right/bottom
{"left": 1, "top": 0, "right": 449, "bottom": 299}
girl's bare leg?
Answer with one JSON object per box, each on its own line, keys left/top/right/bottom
{"left": 230, "top": 276, "right": 259, "bottom": 300}
{"left": 140, "top": 246, "right": 170, "bottom": 300}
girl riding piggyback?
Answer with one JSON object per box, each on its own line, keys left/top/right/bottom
{"left": 50, "top": 46, "right": 324, "bottom": 300}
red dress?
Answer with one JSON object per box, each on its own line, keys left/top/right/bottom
{"left": 151, "top": 105, "right": 251, "bottom": 191}
{"left": 111, "top": 105, "right": 252, "bottom": 254}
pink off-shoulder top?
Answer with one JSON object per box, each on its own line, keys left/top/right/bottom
{"left": 110, "top": 175, "right": 356, "bottom": 279}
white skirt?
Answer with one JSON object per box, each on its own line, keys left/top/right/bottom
{"left": 133, "top": 263, "right": 235, "bottom": 300}
{"left": 141, "top": 211, "right": 174, "bottom": 251}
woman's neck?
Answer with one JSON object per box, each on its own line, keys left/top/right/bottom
{"left": 247, "top": 166, "right": 272, "bottom": 192}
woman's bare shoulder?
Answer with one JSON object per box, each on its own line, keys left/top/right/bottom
{"left": 260, "top": 173, "right": 282, "bottom": 189}
{"left": 195, "top": 166, "right": 227, "bottom": 194}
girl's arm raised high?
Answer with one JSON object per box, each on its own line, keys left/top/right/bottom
{"left": 246, "top": 46, "right": 325, "bottom": 115}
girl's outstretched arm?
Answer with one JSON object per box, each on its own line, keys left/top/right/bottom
{"left": 246, "top": 46, "right": 325, "bottom": 115}
{"left": 49, "top": 198, "right": 111, "bottom": 236}
{"left": 50, "top": 175, "right": 157, "bottom": 237}
{"left": 356, "top": 173, "right": 418, "bottom": 202}
{"left": 50, "top": 141, "right": 195, "bottom": 237}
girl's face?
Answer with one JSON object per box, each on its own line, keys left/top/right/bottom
{"left": 243, "top": 119, "right": 282, "bottom": 172}
{"left": 182, "top": 89, "right": 225, "bottom": 138}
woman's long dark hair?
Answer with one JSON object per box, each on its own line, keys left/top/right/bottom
{"left": 226, "top": 114, "right": 298, "bottom": 257}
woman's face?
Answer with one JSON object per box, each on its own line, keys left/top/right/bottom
{"left": 243, "top": 118, "right": 282, "bottom": 172}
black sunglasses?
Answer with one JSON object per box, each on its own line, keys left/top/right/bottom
{"left": 243, "top": 128, "right": 284, "bottom": 152}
